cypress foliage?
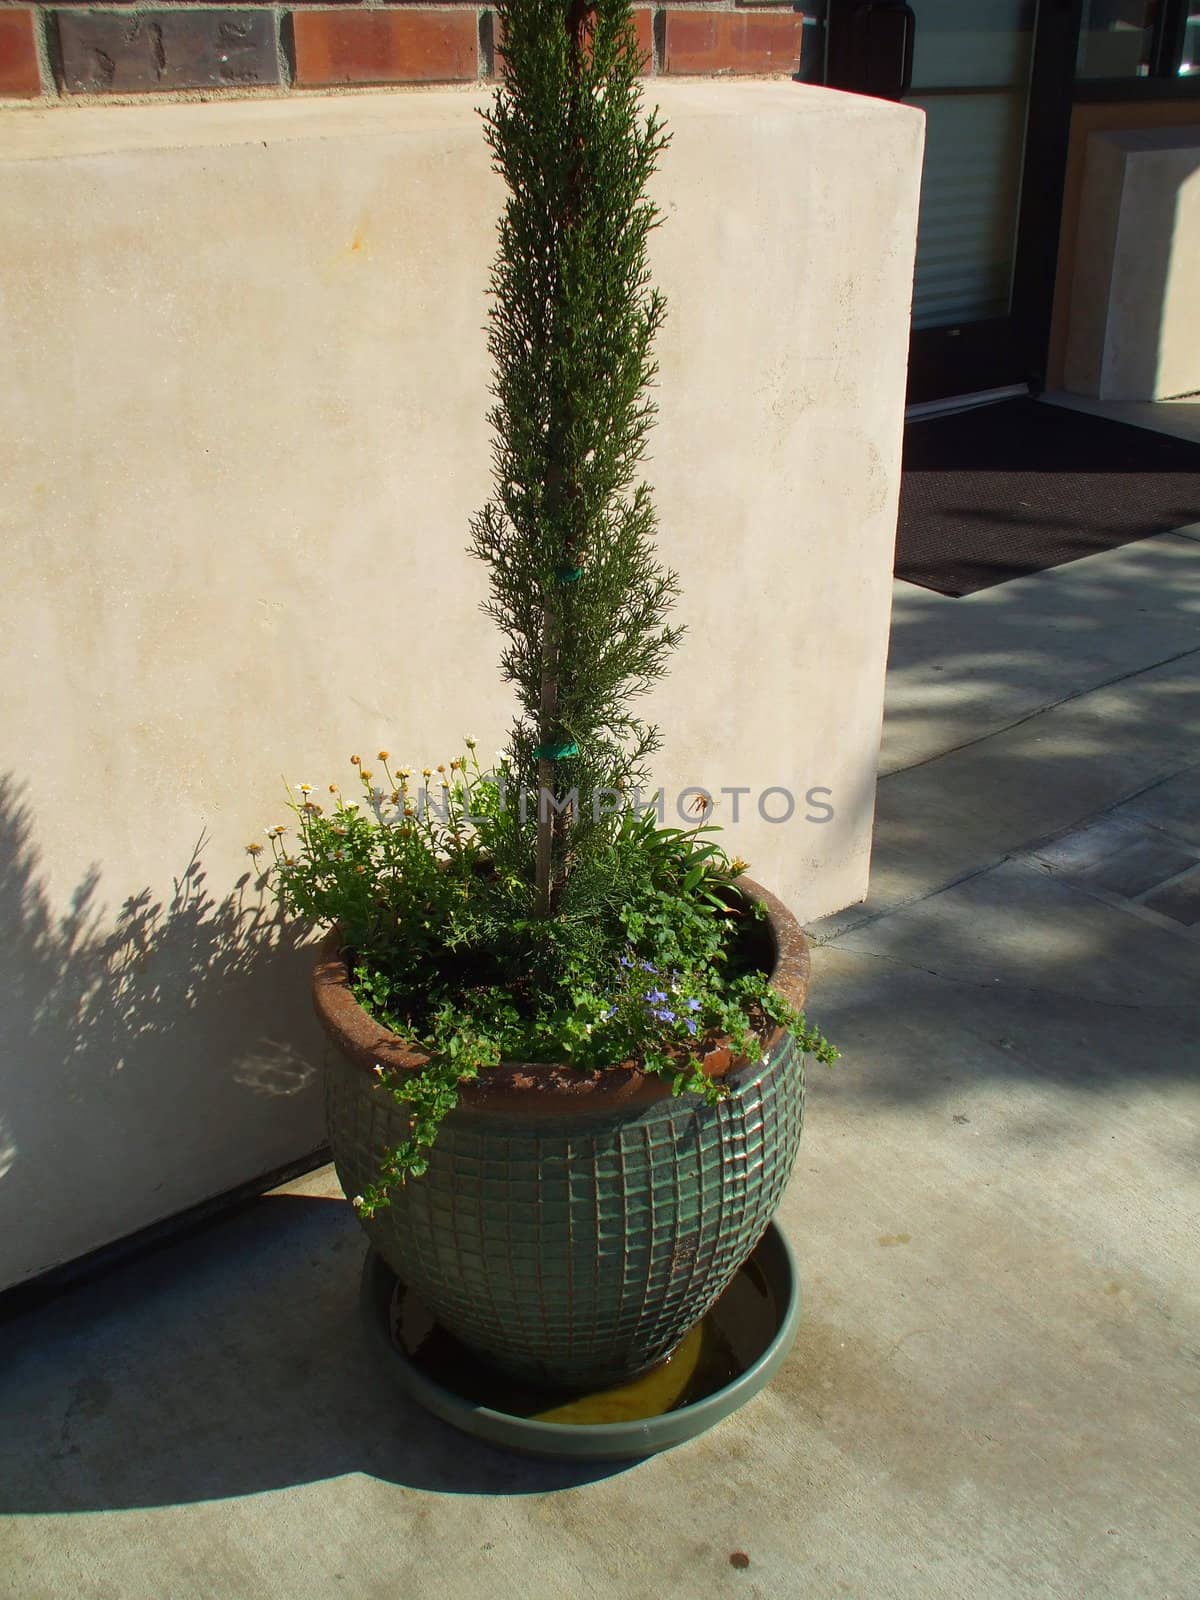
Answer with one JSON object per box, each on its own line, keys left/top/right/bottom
{"left": 469, "top": 0, "right": 682, "bottom": 917}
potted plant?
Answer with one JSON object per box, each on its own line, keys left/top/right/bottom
{"left": 264, "top": 0, "right": 834, "bottom": 1393}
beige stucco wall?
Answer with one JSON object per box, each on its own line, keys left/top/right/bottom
{"left": 1064, "top": 125, "right": 1200, "bottom": 401}
{"left": 1047, "top": 99, "right": 1200, "bottom": 393}
{"left": 0, "top": 83, "right": 923, "bottom": 1289}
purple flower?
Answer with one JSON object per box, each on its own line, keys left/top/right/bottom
{"left": 685, "top": 1018, "right": 698, "bottom": 1036}
{"left": 640, "top": 962, "right": 656, "bottom": 973}
{"left": 619, "top": 956, "right": 633, "bottom": 969}
{"left": 603, "top": 1004, "right": 617, "bottom": 1019}
{"left": 652, "top": 1007, "right": 676, "bottom": 1023}
{"left": 645, "top": 989, "right": 668, "bottom": 1005}
{"left": 684, "top": 998, "right": 702, "bottom": 1012}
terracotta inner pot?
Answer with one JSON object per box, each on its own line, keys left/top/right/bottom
{"left": 311, "top": 875, "right": 811, "bottom": 1112}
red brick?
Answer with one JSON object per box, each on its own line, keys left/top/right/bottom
{"left": 0, "top": 8, "right": 42, "bottom": 97}
{"left": 293, "top": 10, "right": 478, "bottom": 86}
{"left": 663, "top": 10, "right": 804, "bottom": 75}
{"left": 633, "top": 7, "right": 653, "bottom": 71}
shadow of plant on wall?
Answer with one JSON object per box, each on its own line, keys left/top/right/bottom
{"left": 0, "top": 773, "right": 326, "bottom": 1289}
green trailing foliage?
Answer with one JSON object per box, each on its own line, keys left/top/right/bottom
{"left": 270, "top": 753, "right": 835, "bottom": 1210}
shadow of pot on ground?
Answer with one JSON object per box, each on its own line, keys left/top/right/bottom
{"left": 0, "top": 1192, "right": 630, "bottom": 1509}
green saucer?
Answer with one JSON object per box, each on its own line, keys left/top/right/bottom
{"left": 359, "top": 1223, "right": 801, "bottom": 1461}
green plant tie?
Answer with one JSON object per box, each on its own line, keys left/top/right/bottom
{"left": 532, "top": 740, "right": 579, "bottom": 762}
{"left": 556, "top": 566, "right": 584, "bottom": 584}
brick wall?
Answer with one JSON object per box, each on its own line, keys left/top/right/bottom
{"left": 0, "top": 2, "right": 823, "bottom": 101}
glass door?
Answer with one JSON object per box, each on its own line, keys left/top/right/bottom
{"left": 827, "top": 0, "right": 1080, "bottom": 403}
{"left": 906, "top": 2, "right": 1036, "bottom": 336}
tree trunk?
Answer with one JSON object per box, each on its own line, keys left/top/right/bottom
{"left": 533, "top": 0, "right": 597, "bottom": 919}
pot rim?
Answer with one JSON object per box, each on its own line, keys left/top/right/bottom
{"left": 310, "top": 874, "right": 810, "bottom": 1112}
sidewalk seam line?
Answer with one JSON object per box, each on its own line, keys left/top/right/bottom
{"left": 822, "top": 942, "right": 1200, "bottom": 1010}
{"left": 880, "top": 643, "right": 1200, "bottom": 781}
{"left": 808, "top": 761, "right": 1200, "bottom": 946}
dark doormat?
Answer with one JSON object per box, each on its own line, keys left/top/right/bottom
{"left": 896, "top": 397, "right": 1200, "bottom": 597}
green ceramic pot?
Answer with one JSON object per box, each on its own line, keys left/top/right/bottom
{"left": 315, "top": 877, "right": 809, "bottom": 1391}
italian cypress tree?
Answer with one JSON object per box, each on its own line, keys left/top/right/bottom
{"left": 469, "top": 0, "right": 682, "bottom": 918}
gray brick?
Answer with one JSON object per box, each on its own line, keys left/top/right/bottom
{"left": 1142, "top": 868, "right": 1200, "bottom": 927}
{"left": 56, "top": 10, "right": 279, "bottom": 94}
{"left": 1081, "top": 836, "right": 1200, "bottom": 900}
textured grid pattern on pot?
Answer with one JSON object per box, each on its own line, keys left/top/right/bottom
{"left": 325, "top": 1036, "right": 804, "bottom": 1389}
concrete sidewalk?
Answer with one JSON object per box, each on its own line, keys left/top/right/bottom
{"left": 3, "top": 535, "right": 1199, "bottom": 1600}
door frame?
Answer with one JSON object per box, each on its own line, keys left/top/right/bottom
{"left": 826, "top": 0, "right": 1084, "bottom": 404}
